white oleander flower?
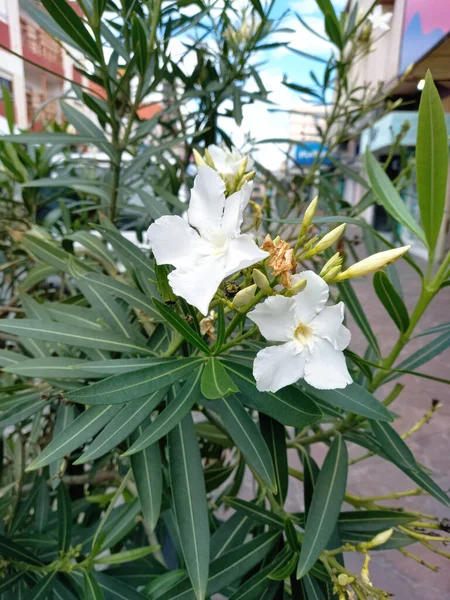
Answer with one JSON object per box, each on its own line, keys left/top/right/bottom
{"left": 147, "top": 166, "right": 268, "bottom": 315}
{"left": 248, "top": 271, "right": 352, "bottom": 392}
{"left": 368, "top": 5, "right": 392, "bottom": 31}
{"left": 207, "top": 144, "right": 254, "bottom": 177}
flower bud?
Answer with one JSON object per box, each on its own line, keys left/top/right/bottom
{"left": 204, "top": 148, "right": 216, "bottom": 169}
{"left": 368, "top": 528, "right": 393, "bottom": 549}
{"left": 299, "top": 196, "right": 318, "bottom": 239}
{"left": 233, "top": 284, "right": 257, "bottom": 307}
{"left": 309, "top": 224, "right": 346, "bottom": 256}
{"left": 286, "top": 278, "right": 307, "bottom": 296}
{"left": 337, "top": 574, "right": 350, "bottom": 587}
{"left": 320, "top": 252, "right": 342, "bottom": 277}
{"left": 322, "top": 265, "right": 342, "bottom": 283}
{"left": 253, "top": 268, "right": 270, "bottom": 291}
{"left": 335, "top": 246, "right": 411, "bottom": 281}
{"left": 243, "top": 170, "right": 256, "bottom": 182}
{"left": 193, "top": 148, "right": 206, "bottom": 167}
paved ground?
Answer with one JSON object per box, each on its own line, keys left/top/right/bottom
{"left": 240, "top": 255, "right": 450, "bottom": 599}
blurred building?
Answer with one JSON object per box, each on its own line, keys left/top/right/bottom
{"left": 0, "top": 0, "right": 91, "bottom": 132}
{"left": 344, "top": 0, "right": 450, "bottom": 261}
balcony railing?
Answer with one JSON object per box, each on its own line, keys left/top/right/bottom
{"left": 20, "top": 18, "right": 62, "bottom": 67}
{"left": 26, "top": 91, "right": 58, "bottom": 125}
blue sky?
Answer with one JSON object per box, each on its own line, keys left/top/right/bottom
{"left": 227, "top": 0, "right": 347, "bottom": 167}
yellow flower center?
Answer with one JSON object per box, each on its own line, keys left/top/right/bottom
{"left": 294, "top": 322, "right": 313, "bottom": 346}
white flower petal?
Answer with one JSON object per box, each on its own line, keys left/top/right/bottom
{"left": 224, "top": 234, "right": 268, "bottom": 278}
{"left": 253, "top": 342, "right": 306, "bottom": 392}
{"left": 188, "top": 166, "right": 226, "bottom": 236}
{"left": 168, "top": 256, "right": 225, "bottom": 315}
{"left": 207, "top": 144, "right": 229, "bottom": 173}
{"left": 310, "top": 303, "right": 351, "bottom": 351}
{"left": 291, "top": 270, "right": 329, "bottom": 323}
{"left": 221, "top": 182, "right": 252, "bottom": 237}
{"left": 248, "top": 295, "right": 297, "bottom": 342}
{"left": 148, "top": 215, "right": 204, "bottom": 269}
{"left": 304, "top": 338, "right": 352, "bottom": 390}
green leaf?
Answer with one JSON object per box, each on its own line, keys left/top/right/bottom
{"left": 233, "top": 88, "right": 243, "bottom": 126}
{"left": 49, "top": 403, "right": 75, "bottom": 489}
{"left": 125, "top": 367, "right": 203, "bottom": 455}
{"left": 0, "top": 536, "right": 43, "bottom": 566}
{"left": 23, "top": 571, "right": 56, "bottom": 599}
{"left": 76, "top": 388, "right": 168, "bottom": 464}
{"left": 224, "top": 361, "right": 322, "bottom": 428}
{"left": 0, "top": 349, "right": 28, "bottom": 367}
{"left": 373, "top": 271, "right": 410, "bottom": 333}
{"left": 84, "top": 572, "right": 147, "bottom": 600}
{"left": 27, "top": 405, "right": 121, "bottom": 471}
{"left": 302, "top": 575, "right": 326, "bottom": 600}
{"left": 268, "top": 549, "right": 298, "bottom": 581}
{"left": 0, "top": 394, "right": 50, "bottom": 427}
{"left": 129, "top": 422, "right": 163, "bottom": 531}
{"left": 1, "top": 84, "right": 15, "bottom": 132}
{"left": 384, "top": 330, "right": 450, "bottom": 383}
{"left": 84, "top": 572, "right": 105, "bottom": 600}
{"left": 212, "top": 396, "right": 276, "bottom": 491}
{"left": 68, "top": 358, "right": 203, "bottom": 405}
{"left": 19, "top": 264, "right": 56, "bottom": 292}
{"left": 399, "top": 464, "right": 450, "bottom": 508}
{"left": 365, "top": 150, "right": 427, "bottom": 244}
{"left": 157, "top": 532, "right": 280, "bottom": 600}
{"left": 153, "top": 299, "right": 210, "bottom": 354}
{"left": 46, "top": 302, "right": 103, "bottom": 330}
{"left": 61, "top": 103, "right": 113, "bottom": 159}
{"left": 224, "top": 498, "right": 284, "bottom": 530}
{"left": 169, "top": 414, "right": 210, "bottom": 600}
{"left": 1, "top": 132, "right": 103, "bottom": 145}
{"left": 260, "top": 414, "right": 288, "bottom": 505}
{"left": 337, "top": 510, "right": 417, "bottom": 532}
{"left": 4, "top": 357, "right": 108, "bottom": 379}
{"left": 0, "top": 319, "right": 152, "bottom": 355}
{"left": 96, "top": 545, "right": 159, "bottom": 565}
{"left": 35, "top": 477, "right": 50, "bottom": 533}
{"left": 201, "top": 358, "right": 238, "bottom": 399}
{"left": 339, "top": 528, "right": 414, "bottom": 550}
{"left": 57, "top": 482, "right": 72, "bottom": 553}
{"left": 297, "top": 435, "right": 348, "bottom": 579}
{"left": 370, "top": 420, "right": 417, "bottom": 470}
{"left": 210, "top": 511, "right": 253, "bottom": 560}
{"left": 416, "top": 71, "right": 449, "bottom": 250}
{"left": 22, "top": 232, "right": 91, "bottom": 274}
{"left": 228, "top": 547, "right": 292, "bottom": 600}
{"left": 41, "top": 0, "right": 101, "bottom": 62}
{"left": 304, "top": 382, "right": 393, "bottom": 422}
{"left": 337, "top": 279, "right": 380, "bottom": 357}
{"left": 95, "top": 224, "right": 158, "bottom": 296}
{"left": 78, "top": 272, "right": 162, "bottom": 321}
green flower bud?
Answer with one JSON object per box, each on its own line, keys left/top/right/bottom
{"left": 233, "top": 284, "right": 257, "bottom": 307}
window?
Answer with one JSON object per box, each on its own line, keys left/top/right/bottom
{"left": 0, "top": 77, "right": 12, "bottom": 99}
{"left": 0, "top": 0, "right": 7, "bottom": 22}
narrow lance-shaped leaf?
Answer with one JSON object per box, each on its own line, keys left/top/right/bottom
{"left": 27, "top": 405, "right": 121, "bottom": 471}
{"left": 169, "top": 414, "right": 210, "bottom": 600}
{"left": 373, "top": 271, "right": 410, "bottom": 333}
{"left": 370, "top": 420, "right": 417, "bottom": 470}
{"left": 49, "top": 403, "right": 75, "bottom": 488}
{"left": 416, "top": 71, "right": 449, "bottom": 251}
{"left": 84, "top": 572, "right": 105, "bottom": 600}
{"left": 57, "top": 481, "right": 72, "bottom": 553}
{"left": 35, "top": 477, "right": 50, "bottom": 533}
{"left": 154, "top": 299, "right": 211, "bottom": 354}
{"left": 129, "top": 421, "right": 163, "bottom": 532}
{"left": 297, "top": 435, "right": 348, "bottom": 579}
{"left": 212, "top": 396, "right": 276, "bottom": 492}
{"left": 365, "top": 150, "right": 427, "bottom": 244}
{"left": 124, "top": 367, "right": 204, "bottom": 455}
{"left": 0, "top": 319, "right": 152, "bottom": 355}
{"left": 67, "top": 358, "right": 203, "bottom": 405}
{"left": 201, "top": 358, "right": 238, "bottom": 400}
{"left": 260, "top": 414, "right": 288, "bottom": 504}
{"left": 75, "top": 387, "right": 168, "bottom": 464}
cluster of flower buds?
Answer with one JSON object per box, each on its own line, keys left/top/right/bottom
{"left": 193, "top": 144, "right": 255, "bottom": 195}
{"left": 297, "top": 196, "right": 411, "bottom": 283}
